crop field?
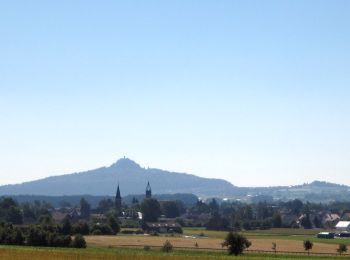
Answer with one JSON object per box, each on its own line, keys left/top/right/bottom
{"left": 85, "top": 228, "right": 350, "bottom": 255}
{"left": 1, "top": 228, "right": 350, "bottom": 259}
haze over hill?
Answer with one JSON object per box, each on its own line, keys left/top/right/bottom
{"left": 0, "top": 158, "right": 349, "bottom": 202}
{"left": 0, "top": 158, "right": 236, "bottom": 197}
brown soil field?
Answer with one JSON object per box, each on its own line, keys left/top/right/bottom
{"left": 85, "top": 235, "right": 340, "bottom": 254}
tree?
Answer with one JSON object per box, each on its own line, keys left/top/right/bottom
{"left": 222, "top": 232, "right": 251, "bottom": 255}
{"left": 141, "top": 198, "right": 161, "bottom": 222}
{"left": 108, "top": 215, "right": 120, "bottom": 234}
{"left": 337, "top": 244, "right": 347, "bottom": 255}
{"left": 5, "top": 206, "right": 23, "bottom": 224}
{"left": 73, "top": 221, "right": 90, "bottom": 235}
{"left": 72, "top": 234, "right": 87, "bottom": 248}
{"left": 300, "top": 214, "right": 312, "bottom": 229}
{"left": 161, "top": 201, "right": 180, "bottom": 218}
{"left": 303, "top": 240, "right": 313, "bottom": 255}
{"left": 61, "top": 217, "right": 72, "bottom": 235}
{"left": 272, "top": 213, "right": 282, "bottom": 228}
{"left": 207, "top": 213, "right": 229, "bottom": 231}
{"left": 162, "top": 240, "right": 173, "bottom": 253}
{"left": 272, "top": 242, "right": 277, "bottom": 254}
{"left": 209, "top": 199, "right": 219, "bottom": 214}
{"left": 80, "top": 198, "right": 91, "bottom": 219}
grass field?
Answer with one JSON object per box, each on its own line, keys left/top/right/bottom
{"left": 0, "top": 246, "right": 349, "bottom": 260}
{"left": 1, "top": 228, "right": 350, "bottom": 259}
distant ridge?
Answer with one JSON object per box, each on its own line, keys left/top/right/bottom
{"left": 0, "top": 158, "right": 349, "bottom": 202}
{"left": 0, "top": 158, "right": 236, "bottom": 197}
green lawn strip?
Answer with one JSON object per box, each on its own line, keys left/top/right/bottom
{"left": 0, "top": 246, "right": 344, "bottom": 260}
{"left": 0, "top": 245, "right": 347, "bottom": 259}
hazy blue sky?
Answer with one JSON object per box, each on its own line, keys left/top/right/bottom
{"left": 1, "top": 1, "right": 349, "bottom": 187}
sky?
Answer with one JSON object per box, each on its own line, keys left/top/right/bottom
{"left": 0, "top": 1, "right": 350, "bottom": 187}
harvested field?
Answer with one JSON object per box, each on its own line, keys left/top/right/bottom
{"left": 85, "top": 235, "right": 343, "bottom": 254}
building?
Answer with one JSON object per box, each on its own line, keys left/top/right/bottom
{"left": 317, "top": 232, "right": 335, "bottom": 239}
{"left": 322, "top": 213, "right": 340, "bottom": 229}
{"left": 335, "top": 221, "right": 350, "bottom": 232}
{"left": 143, "top": 221, "right": 182, "bottom": 234}
{"left": 145, "top": 181, "right": 152, "bottom": 198}
{"left": 115, "top": 183, "right": 122, "bottom": 214}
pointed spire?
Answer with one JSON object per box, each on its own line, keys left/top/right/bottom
{"left": 146, "top": 181, "right": 152, "bottom": 198}
{"left": 116, "top": 183, "right": 121, "bottom": 199}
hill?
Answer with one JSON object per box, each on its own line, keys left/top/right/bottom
{"left": 242, "top": 181, "right": 350, "bottom": 202}
{"left": 1, "top": 158, "right": 349, "bottom": 202}
{"left": 0, "top": 158, "right": 236, "bottom": 197}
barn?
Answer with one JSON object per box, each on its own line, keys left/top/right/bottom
{"left": 335, "top": 221, "right": 350, "bottom": 232}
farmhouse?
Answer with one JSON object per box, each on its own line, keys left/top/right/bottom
{"left": 143, "top": 221, "right": 182, "bottom": 234}
{"left": 335, "top": 221, "right": 350, "bottom": 232}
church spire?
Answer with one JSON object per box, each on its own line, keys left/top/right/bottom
{"left": 115, "top": 182, "right": 122, "bottom": 213}
{"left": 116, "top": 184, "right": 121, "bottom": 199}
{"left": 145, "top": 181, "right": 152, "bottom": 198}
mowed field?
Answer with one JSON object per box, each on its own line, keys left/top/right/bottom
{"left": 85, "top": 228, "right": 350, "bottom": 255}
{"left": 2, "top": 228, "right": 350, "bottom": 259}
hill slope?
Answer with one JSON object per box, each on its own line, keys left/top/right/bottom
{"left": 0, "top": 158, "right": 236, "bottom": 197}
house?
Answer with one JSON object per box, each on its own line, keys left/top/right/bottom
{"left": 317, "top": 232, "right": 335, "bottom": 239}
{"left": 341, "top": 212, "right": 350, "bottom": 221}
{"left": 322, "top": 213, "right": 340, "bottom": 229}
{"left": 143, "top": 221, "right": 182, "bottom": 234}
{"left": 335, "top": 221, "right": 350, "bottom": 232}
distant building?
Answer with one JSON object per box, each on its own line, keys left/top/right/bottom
{"left": 143, "top": 221, "right": 182, "bottom": 234}
{"left": 317, "top": 232, "right": 335, "bottom": 239}
{"left": 115, "top": 183, "right": 122, "bottom": 214}
{"left": 322, "top": 213, "right": 340, "bottom": 229}
{"left": 335, "top": 221, "right": 350, "bottom": 232}
{"left": 145, "top": 181, "right": 152, "bottom": 198}
{"left": 51, "top": 208, "right": 81, "bottom": 223}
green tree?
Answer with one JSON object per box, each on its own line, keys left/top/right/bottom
{"left": 141, "top": 198, "right": 161, "bottom": 222}
{"left": 337, "top": 244, "right": 347, "bottom": 255}
{"left": 209, "top": 199, "right": 219, "bottom": 214}
{"left": 301, "top": 214, "right": 312, "bottom": 229}
{"left": 303, "top": 240, "right": 313, "bottom": 255}
{"left": 162, "top": 201, "right": 180, "bottom": 218}
{"left": 72, "top": 234, "right": 87, "bottom": 248}
{"left": 108, "top": 215, "right": 120, "bottom": 234}
{"left": 272, "top": 213, "right": 282, "bottom": 228}
{"left": 222, "top": 232, "right": 251, "bottom": 255}
{"left": 61, "top": 217, "right": 72, "bottom": 235}
{"left": 162, "top": 240, "right": 173, "bottom": 253}
{"left": 80, "top": 198, "right": 91, "bottom": 219}
{"left": 272, "top": 242, "right": 277, "bottom": 254}
{"left": 5, "top": 206, "right": 23, "bottom": 224}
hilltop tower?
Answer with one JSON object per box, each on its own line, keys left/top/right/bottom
{"left": 145, "top": 181, "right": 152, "bottom": 199}
{"left": 115, "top": 183, "right": 122, "bottom": 213}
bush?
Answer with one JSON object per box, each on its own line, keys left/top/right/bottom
{"left": 337, "top": 244, "right": 347, "bottom": 255}
{"left": 47, "top": 232, "right": 71, "bottom": 247}
{"left": 162, "top": 240, "right": 173, "bottom": 253}
{"left": 143, "top": 245, "right": 151, "bottom": 251}
{"left": 71, "top": 234, "right": 86, "bottom": 248}
{"left": 222, "top": 232, "right": 251, "bottom": 256}
{"left": 73, "top": 221, "right": 90, "bottom": 235}
{"left": 303, "top": 240, "right": 313, "bottom": 255}
{"left": 91, "top": 223, "right": 114, "bottom": 235}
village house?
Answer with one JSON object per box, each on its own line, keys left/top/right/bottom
{"left": 143, "top": 221, "right": 182, "bottom": 234}
{"left": 335, "top": 221, "right": 350, "bottom": 232}
{"left": 322, "top": 213, "right": 340, "bottom": 229}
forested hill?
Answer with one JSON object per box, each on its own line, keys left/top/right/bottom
{"left": 0, "top": 158, "right": 236, "bottom": 197}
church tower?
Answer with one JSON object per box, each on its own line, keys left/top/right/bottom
{"left": 145, "top": 181, "right": 152, "bottom": 198}
{"left": 115, "top": 183, "right": 122, "bottom": 213}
